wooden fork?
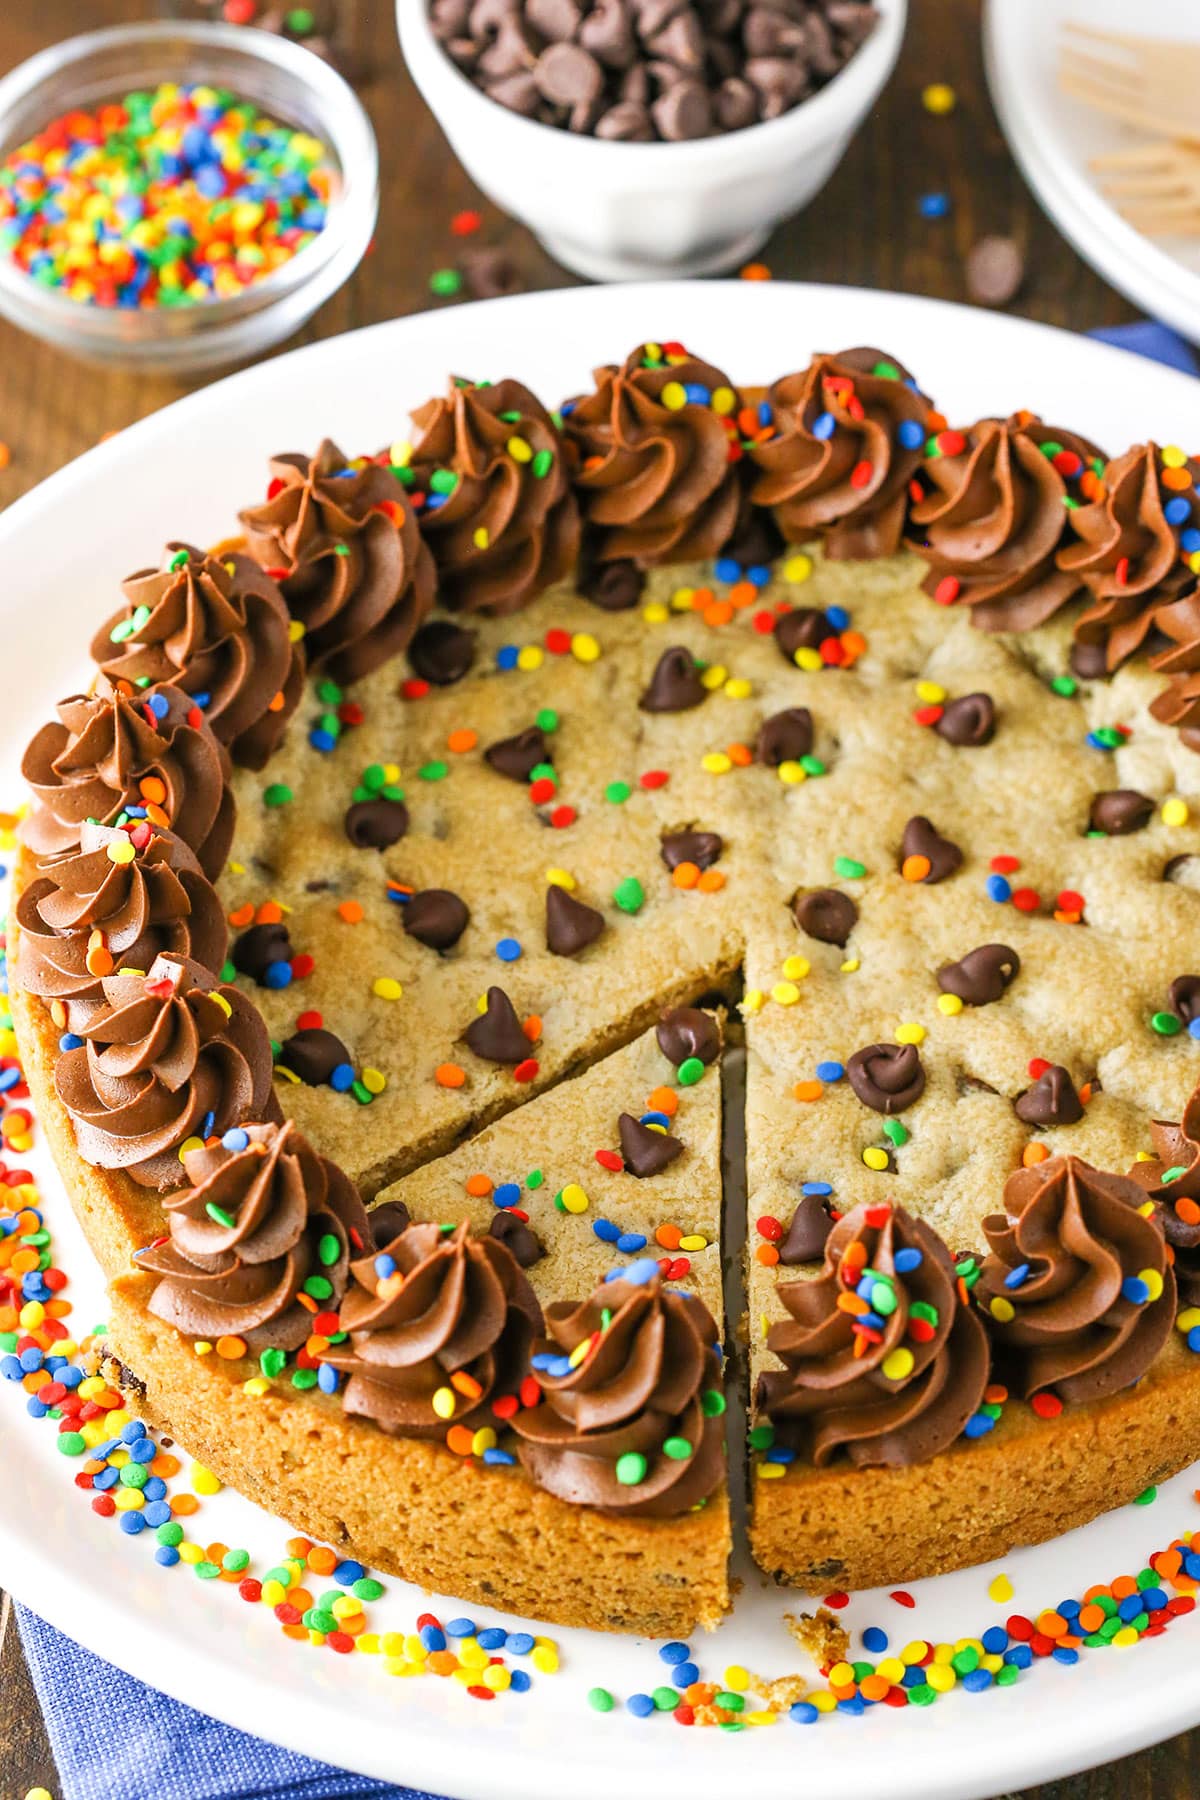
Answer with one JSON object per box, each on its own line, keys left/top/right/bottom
{"left": 1089, "top": 141, "right": 1200, "bottom": 236}
{"left": 1059, "top": 21, "right": 1200, "bottom": 144}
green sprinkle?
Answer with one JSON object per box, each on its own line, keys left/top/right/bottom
{"left": 716, "top": 1692, "right": 745, "bottom": 1712}
{"left": 292, "top": 1367, "right": 318, "bottom": 1390}
{"left": 833, "top": 855, "right": 866, "bottom": 879}
{"left": 119, "top": 1462, "right": 148, "bottom": 1489}
{"left": 260, "top": 1347, "right": 287, "bottom": 1378}
{"left": 748, "top": 1422, "right": 774, "bottom": 1449}
{"left": 799, "top": 754, "right": 826, "bottom": 776}
{"left": 429, "top": 468, "right": 458, "bottom": 496}
{"left": 302, "top": 1276, "right": 334, "bottom": 1301}
{"left": 194, "top": 1561, "right": 221, "bottom": 1581}
{"left": 316, "top": 678, "right": 343, "bottom": 705}
{"left": 1161, "top": 1165, "right": 1188, "bottom": 1183}
{"left": 419, "top": 760, "right": 448, "bottom": 781}
{"left": 332, "top": 544, "right": 351, "bottom": 558}
{"left": 317, "top": 1233, "right": 341, "bottom": 1266}
{"left": 653, "top": 1686, "right": 679, "bottom": 1710}
{"left": 1151, "top": 1012, "right": 1182, "bottom": 1036}
{"left": 996, "top": 1664, "right": 1019, "bottom": 1687}
{"left": 588, "top": 1687, "right": 615, "bottom": 1712}
{"left": 677, "top": 1055, "right": 704, "bottom": 1086}
{"left": 109, "top": 617, "right": 136, "bottom": 643}
{"left": 157, "top": 1521, "right": 184, "bottom": 1547}
{"left": 616, "top": 1451, "right": 647, "bottom": 1486}
{"left": 605, "top": 780, "right": 631, "bottom": 804}
{"left": 531, "top": 449, "right": 554, "bottom": 479}
{"left": 613, "top": 876, "right": 644, "bottom": 914}
{"left": 910, "top": 1300, "right": 940, "bottom": 1327}
{"left": 1133, "top": 1485, "right": 1158, "bottom": 1506}
{"left": 662, "top": 1436, "right": 693, "bottom": 1460}
{"left": 429, "top": 268, "right": 463, "bottom": 296}
{"left": 57, "top": 1431, "right": 86, "bottom": 1456}
{"left": 882, "top": 1118, "right": 908, "bottom": 1146}
{"left": 1092, "top": 726, "right": 1123, "bottom": 749}
{"left": 1050, "top": 675, "right": 1078, "bottom": 697}
{"left": 205, "top": 1201, "right": 236, "bottom": 1228}
{"left": 263, "top": 783, "right": 292, "bottom": 808}
{"left": 353, "top": 1577, "right": 384, "bottom": 1600}
{"left": 872, "top": 359, "right": 900, "bottom": 379}
{"left": 169, "top": 548, "right": 190, "bottom": 571}
{"left": 526, "top": 1168, "right": 544, "bottom": 1189}
{"left": 701, "top": 1388, "right": 726, "bottom": 1417}
{"left": 909, "top": 1684, "right": 937, "bottom": 1707}
{"left": 222, "top": 1547, "right": 251, "bottom": 1572}
{"left": 535, "top": 708, "right": 559, "bottom": 733}
{"left": 529, "top": 761, "right": 557, "bottom": 784}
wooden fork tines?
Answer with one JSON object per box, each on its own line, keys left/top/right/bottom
{"left": 1090, "top": 140, "right": 1200, "bottom": 236}
{"left": 1059, "top": 21, "right": 1200, "bottom": 144}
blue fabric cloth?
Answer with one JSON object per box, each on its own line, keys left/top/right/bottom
{"left": 1087, "top": 317, "right": 1198, "bottom": 376}
{"left": 16, "top": 1603, "right": 444, "bottom": 1800}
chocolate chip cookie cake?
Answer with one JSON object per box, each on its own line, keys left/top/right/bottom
{"left": 12, "top": 341, "right": 1200, "bottom": 1634}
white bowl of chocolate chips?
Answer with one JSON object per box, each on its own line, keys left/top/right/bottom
{"left": 399, "top": 0, "right": 906, "bottom": 281}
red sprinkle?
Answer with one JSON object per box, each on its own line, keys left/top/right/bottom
{"left": 595, "top": 1149, "right": 623, "bottom": 1171}
{"left": 513, "top": 1058, "right": 539, "bottom": 1083}
{"left": 933, "top": 575, "right": 961, "bottom": 606}
{"left": 451, "top": 209, "right": 482, "bottom": 236}
{"left": 824, "top": 1590, "right": 850, "bottom": 1609}
{"left": 549, "top": 804, "right": 576, "bottom": 828}
{"left": 1011, "top": 887, "right": 1041, "bottom": 912}
{"left": 1031, "top": 1391, "right": 1064, "bottom": 1419}
{"left": 990, "top": 854, "right": 1020, "bottom": 874}
{"left": 890, "top": 1590, "right": 916, "bottom": 1608}
{"left": 639, "top": 769, "right": 670, "bottom": 789}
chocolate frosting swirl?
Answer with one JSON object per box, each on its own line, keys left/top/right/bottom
{"left": 977, "top": 1156, "right": 1175, "bottom": 1403}
{"left": 324, "top": 1220, "right": 542, "bottom": 1439}
{"left": 91, "top": 545, "right": 304, "bottom": 771}
{"left": 138, "top": 1120, "right": 370, "bottom": 1352}
{"left": 1057, "top": 443, "right": 1200, "bottom": 672}
{"left": 21, "top": 678, "right": 233, "bottom": 882}
{"left": 54, "top": 954, "right": 280, "bottom": 1189}
{"left": 561, "top": 344, "right": 742, "bottom": 565}
{"left": 756, "top": 1201, "right": 989, "bottom": 1468}
{"left": 1126, "top": 1095, "right": 1200, "bottom": 1308}
{"left": 511, "top": 1273, "right": 726, "bottom": 1518}
{"left": 408, "top": 377, "right": 580, "bottom": 615}
{"left": 239, "top": 439, "right": 436, "bottom": 684}
{"left": 16, "top": 822, "right": 227, "bottom": 1032}
{"left": 748, "top": 347, "right": 931, "bottom": 559}
{"left": 908, "top": 413, "right": 1102, "bottom": 631}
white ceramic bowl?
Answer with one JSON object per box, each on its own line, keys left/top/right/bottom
{"left": 397, "top": 0, "right": 907, "bottom": 281}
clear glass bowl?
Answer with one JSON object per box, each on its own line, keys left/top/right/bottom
{"left": 0, "top": 21, "right": 378, "bottom": 375}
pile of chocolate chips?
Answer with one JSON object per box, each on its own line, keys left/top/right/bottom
{"left": 428, "top": 0, "right": 879, "bottom": 142}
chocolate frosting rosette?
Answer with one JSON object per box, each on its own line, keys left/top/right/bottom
{"left": 92, "top": 545, "right": 304, "bottom": 771}
{"left": 16, "top": 822, "right": 227, "bottom": 1033}
{"left": 1126, "top": 1092, "right": 1200, "bottom": 1308}
{"left": 323, "top": 1220, "right": 542, "bottom": 1439}
{"left": 239, "top": 438, "right": 436, "bottom": 685}
{"left": 407, "top": 376, "right": 580, "bottom": 615}
{"left": 755, "top": 1201, "right": 989, "bottom": 1468}
{"left": 1056, "top": 442, "right": 1200, "bottom": 673}
{"left": 560, "top": 343, "right": 743, "bottom": 565}
{"left": 747, "top": 347, "right": 932, "bottom": 559}
{"left": 908, "top": 412, "right": 1105, "bottom": 630}
{"left": 20, "top": 677, "right": 234, "bottom": 881}
{"left": 54, "top": 953, "right": 280, "bottom": 1190}
{"left": 138, "top": 1120, "right": 371, "bottom": 1352}
{"left": 1148, "top": 589, "right": 1200, "bottom": 751}
{"left": 977, "top": 1156, "right": 1176, "bottom": 1404}
{"left": 511, "top": 1266, "right": 727, "bottom": 1518}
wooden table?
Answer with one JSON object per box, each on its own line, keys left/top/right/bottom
{"left": 0, "top": 2, "right": 1193, "bottom": 1796}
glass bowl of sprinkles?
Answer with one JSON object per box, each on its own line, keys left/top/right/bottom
{"left": 0, "top": 21, "right": 377, "bottom": 374}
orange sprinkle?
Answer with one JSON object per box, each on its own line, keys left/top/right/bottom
{"left": 983, "top": 1383, "right": 1008, "bottom": 1406}
{"left": 206, "top": 1541, "right": 229, "bottom": 1564}
{"left": 901, "top": 854, "right": 931, "bottom": 882}
{"left": 342, "top": 1612, "right": 368, "bottom": 1636}
{"left": 144, "top": 802, "right": 170, "bottom": 828}
{"left": 436, "top": 1063, "right": 466, "bottom": 1088}
{"left": 1163, "top": 466, "right": 1193, "bottom": 491}
{"left": 1022, "top": 1142, "right": 1050, "bottom": 1166}
{"left": 282, "top": 1622, "right": 308, "bottom": 1641}
{"left": 1177, "top": 1197, "right": 1200, "bottom": 1226}
{"left": 1078, "top": 1603, "right": 1106, "bottom": 1633}
{"left": 697, "top": 869, "right": 726, "bottom": 893}
{"left": 446, "top": 1424, "right": 474, "bottom": 1455}
{"left": 522, "top": 1015, "right": 541, "bottom": 1042}
{"left": 139, "top": 775, "right": 167, "bottom": 805}
{"left": 728, "top": 580, "right": 757, "bottom": 609}
{"left": 465, "top": 1172, "right": 493, "bottom": 1197}
{"left": 860, "top": 1675, "right": 890, "bottom": 1702}
{"left": 257, "top": 900, "right": 284, "bottom": 925}
{"left": 655, "top": 1223, "right": 683, "bottom": 1250}
{"left": 740, "top": 262, "right": 772, "bottom": 281}
{"left": 672, "top": 861, "right": 701, "bottom": 890}
{"left": 214, "top": 1335, "right": 247, "bottom": 1360}
{"left": 755, "top": 1243, "right": 780, "bottom": 1267}
{"left": 173, "top": 1493, "right": 199, "bottom": 1516}
{"left": 1078, "top": 1083, "right": 1092, "bottom": 1104}
{"left": 451, "top": 1369, "right": 483, "bottom": 1399}
{"left": 703, "top": 601, "right": 734, "bottom": 628}
{"left": 296, "top": 1291, "right": 318, "bottom": 1314}
{"left": 427, "top": 1649, "right": 460, "bottom": 1675}
{"left": 286, "top": 1535, "right": 311, "bottom": 1558}
{"left": 647, "top": 1085, "right": 678, "bottom": 1116}
{"left": 728, "top": 742, "right": 754, "bottom": 767}
{"left": 268, "top": 690, "right": 286, "bottom": 714}
{"left": 840, "top": 629, "right": 867, "bottom": 658}
{"left": 228, "top": 903, "right": 255, "bottom": 928}
{"left": 793, "top": 1079, "right": 823, "bottom": 1102}
{"left": 307, "top": 1544, "right": 337, "bottom": 1575}
{"left": 1037, "top": 1610, "right": 1067, "bottom": 1638}
{"left": 337, "top": 900, "right": 364, "bottom": 924}
{"left": 447, "top": 727, "right": 477, "bottom": 753}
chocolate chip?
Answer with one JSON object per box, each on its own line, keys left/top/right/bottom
{"left": 465, "top": 985, "right": 530, "bottom": 1062}
{"left": 792, "top": 888, "right": 857, "bottom": 947}
{"left": 1089, "top": 789, "right": 1154, "bottom": 836}
{"left": 545, "top": 883, "right": 605, "bottom": 955}
{"left": 757, "top": 706, "right": 813, "bottom": 766}
{"left": 899, "top": 815, "right": 963, "bottom": 883}
{"left": 578, "top": 536, "right": 644, "bottom": 610}
{"left": 660, "top": 828, "right": 723, "bottom": 871}
{"left": 719, "top": 488, "right": 783, "bottom": 567}
{"left": 656, "top": 1005, "right": 721, "bottom": 1067}
{"left": 460, "top": 245, "right": 525, "bottom": 300}
{"left": 847, "top": 1043, "right": 925, "bottom": 1114}
{"left": 1014, "top": 1065, "right": 1083, "bottom": 1127}
{"left": 484, "top": 725, "right": 551, "bottom": 780}
{"left": 619, "top": 1110, "right": 684, "bottom": 1176}
{"left": 779, "top": 1192, "right": 833, "bottom": 1264}
{"left": 527, "top": 0, "right": 582, "bottom": 39}
{"left": 278, "top": 1026, "right": 352, "bottom": 1086}
{"left": 489, "top": 1209, "right": 545, "bottom": 1267}
{"left": 579, "top": 0, "right": 637, "bottom": 65}
{"left": 534, "top": 40, "right": 605, "bottom": 108}
{"left": 639, "top": 645, "right": 707, "bottom": 712}
{"left": 1169, "top": 975, "right": 1200, "bottom": 1025}
{"left": 651, "top": 77, "right": 713, "bottom": 138}
{"left": 775, "top": 607, "right": 829, "bottom": 665}
{"left": 403, "top": 889, "right": 470, "bottom": 950}
{"left": 408, "top": 622, "right": 478, "bottom": 686}
{"left": 965, "top": 235, "right": 1024, "bottom": 308}
{"left": 344, "top": 798, "right": 409, "bottom": 849}
{"left": 595, "top": 99, "right": 655, "bottom": 138}
{"left": 232, "top": 920, "right": 293, "bottom": 985}
{"left": 369, "top": 1200, "right": 411, "bottom": 1247}
{"left": 1070, "top": 640, "right": 1109, "bottom": 681}
{"left": 935, "top": 692, "right": 996, "bottom": 747}
{"left": 936, "top": 944, "right": 1020, "bottom": 1007}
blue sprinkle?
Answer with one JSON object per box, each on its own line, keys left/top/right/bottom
{"left": 199, "top": 1111, "right": 216, "bottom": 1141}
{"left": 963, "top": 1667, "right": 993, "bottom": 1691}
{"left": 812, "top": 411, "right": 836, "bottom": 440}
{"left": 222, "top": 1127, "right": 250, "bottom": 1152}
{"left": 446, "top": 1617, "right": 476, "bottom": 1637}
{"left": 482, "top": 1446, "right": 515, "bottom": 1465}
{"left": 616, "top": 1233, "right": 648, "bottom": 1254}
{"left": 902, "top": 1666, "right": 927, "bottom": 1688}
{"left": 317, "top": 1363, "right": 340, "bottom": 1395}
{"left": 420, "top": 1624, "right": 447, "bottom": 1651}
{"left": 119, "top": 1512, "right": 145, "bottom": 1535}
{"left": 896, "top": 418, "right": 924, "bottom": 450}
{"left": 982, "top": 1626, "right": 1008, "bottom": 1655}
{"left": 59, "top": 1032, "right": 85, "bottom": 1051}
{"left": 496, "top": 645, "right": 519, "bottom": 671}
{"left": 25, "top": 1396, "right": 48, "bottom": 1419}
{"left": 757, "top": 399, "right": 772, "bottom": 427}
{"left": 1165, "top": 496, "right": 1192, "bottom": 526}
{"left": 1121, "top": 1275, "right": 1150, "bottom": 1306}
{"left": 374, "top": 1254, "right": 396, "bottom": 1279}
{"left": 493, "top": 1182, "right": 521, "bottom": 1210}
{"left": 1189, "top": 1019, "right": 1200, "bottom": 1041}
{"left": 1182, "top": 527, "right": 1200, "bottom": 555}
{"left": 334, "top": 1559, "right": 365, "bottom": 1585}
{"left": 825, "top": 604, "right": 849, "bottom": 630}
{"left": 593, "top": 1218, "right": 620, "bottom": 1243}
{"left": 496, "top": 937, "right": 522, "bottom": 962}
{"left": 509, "top": 1668, "right": 532, "bottom": 1692}
{"left": 986, "top": 874, "right": 1012, "bottom": 902}
{"left": 506, "top": 1631, "right": 535, "bottom": 1655}
{"left": 918, "top": 191, "right": 950, "bottom": 218}
{"left": 93, "top": 1467, "right": 119, "bottom": 1491}
{"left": 659, "top": 1642, "right": 690, "bottom": 1666}
{"left": 765, "top": 1446, "right": 797, "bottom": 1464}
{"left": 146, "top": 692, "right": 170, "bottom": 719}
{"left": 1004, "top": 1262, "right": 1030, "bottom": 1290}
{"left": 862, "top": 1626, "right": 888, "bottom": 1653}
{"left": 129, "top": 1436, "right": 156, "bottom": 1462}
{"left": 1142, "top": 1587, "right": 1167, "bottom": 1612}
{"left": 1058, "top": 1598, "right": 1080, "bottom": 1621}
{"left": 1117, "top": 1594, "right": 1145, "bottom": 1622}
{"left": 623, "top": 1256, "right": 661, "bottom": 1287}
{"left": 802, "top": 1181, "right": 833, "bottom": 1197}
{"left": 837, "top": 1695, "right": 865, "bottom": 1716}
{"left": 815, "top": 1060, "right": 844, "bottom": 1082}
{"left": 263, "top": 961, "right": 293, "bottom": 989}
{"left": 155, "top": 1545, "right": 180, "bottom": 1567}
{"left": 747, "top": 564, "right": 772, "bottom": 587}
{"left": 1187, "top": 1325, "right": 1200, "bottom": 1353}
{"left": 639, "top": 1110, "right": 671, "bottom": 1130}
{"left": 714, "top": 556, "right": 742, "bottom": 584}
{"left": 789, "top": 1702, "right": 819, "bottom": 1724}
{"left": 143, "top": 1500, "right": 172, "bottom": 1528}
{"left": 330, "top": 1063, "right": 355, "bottom": 1091}
{"left": 963, "top": 1411, "right": 996, "bottom": 1439}
{"left": 1085, "top": 730, "right": 1112, "bottom": 751}
{"left": 1005, "top": 1644, "right": 1033, "bottom": 1669}
{"left": 308, "top": 728, "right": 337, "bottom": 753}
{"left": 894, "top": 1247, "right": 923, "bottom": 1273}
{"left": 1052, "top": 1646, "right": 1079, "bottom": 1666}
{"left": 672, "top": 1661, "right": 699, "bottom": 1687}
{"left": 627, "top": 1693, "right": 655, "bottom": 1718}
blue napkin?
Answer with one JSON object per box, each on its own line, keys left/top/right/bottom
{"left": 1087, "top": 317, "right": 1198, "bottom": 376}
{"left": 16, "top": 1603, "right": 445, "bottom": 1800}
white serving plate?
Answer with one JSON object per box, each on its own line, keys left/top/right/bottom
{"left": 985, "top": 0, "right": 1200, "bottom": 343}
{"left": 1, "top": 283, "right": 1199, "bottom": 1800}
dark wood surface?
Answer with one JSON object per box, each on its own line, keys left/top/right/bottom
{"left": 0, "top": 2, "right": 1190, "bottom": 1796}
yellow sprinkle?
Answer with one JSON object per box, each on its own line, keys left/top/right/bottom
{"left": 989, "top": 1296, "right": 1015, "bottom": 1324}
{"left": 532, "top": 1643, "right": 560, "bottom": 1673}
{"left": 777, "top": 760, "right": 806, "bottom": 784}
{"left": 783, "top": 553, "right": 812, "bottom": 584}
{"left": 679, "top": 1234, "right": 708, "bottom": 1251}
{"left": 702, "top": 752, "right": 732, "bottom": 774}
{"left": 113, "top": 1487, "right": 144, "bottom": 1512}
{"left": 432, "top": 1386, "right": 456, "bottom": 1419}
{"left": 372, "top": 976, "right": 403, "bottom": 1001}
{"left": 671, "top": 586, "right": 695, "bottom": 611}
{"left": 915, "top": 679, "right": 946, "bottom": 703}
{"left": 545, "top": 867, "right": 575, "bottom": 889}
{"left": 711, "top": 385, "right": 736, "bottom": 416}
{"left": 561, "top": 1182, "right": 589, "bottom": 1214}
{"left": 700, "top": 664, "right": 727, "bottom": 689}
{"left": 209, "top": 991, "right": 232, "bottom": 1019}
{"left": 862, "top": 1146, "right": 890, "bottom": 1171}
{"left": 471, "top": 1427, "right": 497, "bottom": 1456}
{"left": 571, "top": 632, "right": 600, "bottom": 663}
{"left": 724, "top": 1664, "right": 750, "bottom": 1691}
{"left": 357, "top": 1633, "right": 381, "bottom": 1655}
{"left": 927, "top": 1663, "right": 956, "bottom": 1692}
{"left": 191, "top": 1463, "right": 221, "bottom": 1496}
{"left": 782, "top": 955, "right": 810, "bottom": 980}
{"left": 261, "top": 1579, "right": 286, "bottom": 1605}
{"left": 771, "top": 981, "right": 800, "bottom": 1006}
{"left": 724, "top": 677, "right": 752, "bottom": 699}
{"left": 179, "top": 1542, "right": 204, "bottom": 1565}
{"left": 840, "top": 957, "right": 860, "bottom": 972}
{"left": 643, "top": 601, "right": 669, "bottom": 623}
{"left": 922, "top": 81, "right": 956, "bottom": 113}
{"left": 877, "top": 1657, "right": 905, "bottom": 1683}
{"left": 1177, "top": 1307, "right": 1200, "bottom": 1333}
{"left": 242, "top": 1376, "right": 270, "bottom": 1398}
{"left": 896, "top": 1022, "right": 926, "bottom": 1045}
{"left": 1162, "top": 797, "right": 1190, "bottom": 827}
{"left": 988, "top": 1573, "right": 1014, "bottom": 1603}
{"left": 383, "top": 762, "right": 401, "bottom": 784}
{"left": 829, "top": 1661, "right": 854, "bottom": 1686}
{"left": 287, "top": 619, "right": 305, "bottom": 643}
{"left": 381, "top": 1633, "right": 406, "bottom": 1658}
{"left": 661, "top": 380, "right": 687, "bottom": 411}
{"left": 882, "top": 1347, "right": 914, "bottom": 1380}
{"left": 483, "top": 1663, "right": 511, "bottom": 1690}
{"left": 745, "top": 1709, "right": 776, "bottom": 1727}
{"left": 332, "top": 1594, "right": 362, "bottom": 1620}
{"left": 516, "top": 644, "right": 543, "bottom": 671}
{"left": 1112, "top": 1626, "right": 1139, "bottom": 1647}
{"left": 507, "top": 434, "right": 532, "bottom": 463}
{"left": 472, "top": 526, "right": 489, "bottom": 550}
{"left": 793, "top": 646, "right": 822, "bottom": 672}
{"left": 1138, "top": 1267, "right": 1165, "bottom": 1302}
{"left": 388, "top": 438, "right": 412, "bottom": 467}
{"left": 106, "top": 837, "right": 136, "bottom": 865}
{"left": 194, "top": 1340, "right": 214, "bottom": 1357}
{"left": 741, "top": 989, "right": 765, "bottom": 1014}
{"left": 937, "top": 992, "right": 963, "bottom": 1016}
{"left": 361, "top": 1067, "right": 386, "bottom": 1095}
{"left": 275, "top": 1064, "right": 300, "bottom": 1085}
{"left": 1162, "top": 443, "right": 1188, "bottom": 468}
{"left": 812, "top": 1690, "right": 837, "bottom": 1713}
